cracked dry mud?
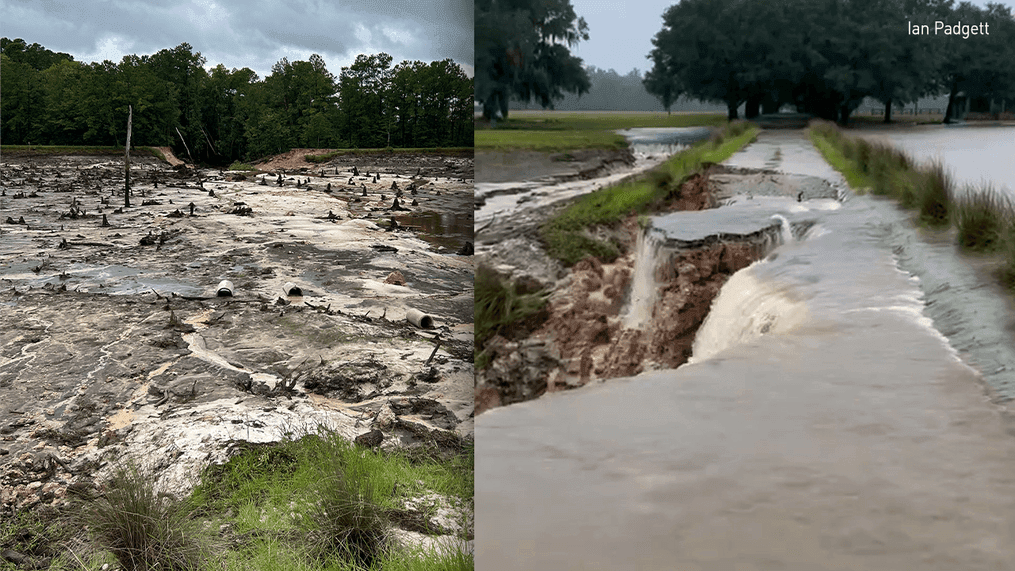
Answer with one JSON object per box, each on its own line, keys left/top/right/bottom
{"left": 0, "top": 150, "right": 474, "bottom": 542}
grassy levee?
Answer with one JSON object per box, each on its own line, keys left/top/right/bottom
{"left": 809, "top": 120, "right": 1015, "bottom": 290}
{"left": 304, "top": 147, "right": 474, "bottom": 163}
{"left": 539, "top": 122, "right": 759, "bottom": 267}
{"left": 1, "top": 426, "right": 473, "bottom": 570}
{"left": 475, "top": 111, "right": 727, "bottom": 152}
{"left": 1, "top": 145, "right": 167, "bottom": 160}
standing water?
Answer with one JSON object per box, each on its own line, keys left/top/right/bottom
{"left": 859, "top": 124, "right": 1015, "bottom": 197}
{"left": 478, "top": 130, "right": 1015, "bottom": 569}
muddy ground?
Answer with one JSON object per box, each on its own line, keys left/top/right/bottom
{"left": 475, "top": 164, "right": 836, "bottom": 415}
{"left": 0, "top": 149, "right": 474, "bottom": 540}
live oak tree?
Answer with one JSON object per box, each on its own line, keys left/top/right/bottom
{"left": 644, "top": 0, "right": 1015, "bottom": 125}
{"left": 476, "top": 0, "right": 591, "bottom": 121}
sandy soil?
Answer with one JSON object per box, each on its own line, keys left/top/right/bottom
{"left": 0, "top": 149, "right": 474, "bottom": 541}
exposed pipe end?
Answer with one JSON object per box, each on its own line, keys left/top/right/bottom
{"left": 283, "top": 282, "right": 303, "bottom": 296}
{"left": 405, "top": 308, "right": 434, "bottom": 329}
{"left": 216, "top": 280, "right": 234, "bottom": 297}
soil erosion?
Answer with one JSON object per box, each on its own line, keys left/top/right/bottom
{"left": 0, "top": 148, "right": 474, "bottom": 537}
{"left": 476, "top": 162, "right": 835, "bottom": 414}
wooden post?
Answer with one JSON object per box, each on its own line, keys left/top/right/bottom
{"left": 124, "top": 105, "right": 132, "bottom": 208}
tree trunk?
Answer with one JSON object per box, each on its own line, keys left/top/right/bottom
{"left": 745, "top": 96, "right": 760, "bottom": 119}
{"left": 838, "top": 104, "right": 851, "bottom": 126}
{"left": 944, "top": 81, "right": 959, "bottom": 124}
{"left": 883, "top": 100, "right": 893, "bottom": 123}
{"left": 124, "top": 105, "right": 132, "bottom": 208}
{"left": 727, "top": 101, "right": 739, "bottom": 120}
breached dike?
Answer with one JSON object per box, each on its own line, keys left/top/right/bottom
{"left": 689, "top": 260, "right": 809, "bottom": 364}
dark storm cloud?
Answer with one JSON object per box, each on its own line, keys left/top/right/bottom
{"left": 2, "top": 0, "right": 473, "bottom": 78}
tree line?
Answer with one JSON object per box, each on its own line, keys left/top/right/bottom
{"left": 0, "top": 38, "right": 474, "bottom": 164}
{"left": 510, "top": 67, "right": 675, "bottom": 112}
{"left": 645, "top": 0, "right": 1015, "bottom": 124}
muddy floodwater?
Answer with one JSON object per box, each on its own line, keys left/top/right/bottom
{"left": 477, "top": 130, "right": 1015, "bottom": 569}
{"left": 858, "top": 124, "right": 1015, "bottom": 197}
{"left": 0, "top": 149, "right": 474, "bottom": 543}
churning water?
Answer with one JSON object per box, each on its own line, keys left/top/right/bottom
{"left": 477, "top": 130, "right": 1015, "bottom": 569}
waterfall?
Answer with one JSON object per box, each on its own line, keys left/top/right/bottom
{"left": 688, "top": 262, "right": 808, "bottom": 364}
{"left": 771, "top": 214, "right": 794, "bottom": 244}
{"left": 623, "top": 227, "right": 665, "bottom": 330}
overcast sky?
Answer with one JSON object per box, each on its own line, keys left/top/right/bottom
{"left": 568, "top": 0, "right": 1009, "bottom": 78}
{"left": 1, "top": 0, "right": 473, "bottom": 79}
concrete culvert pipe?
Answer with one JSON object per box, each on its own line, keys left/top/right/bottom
{"left": 216, "top": 280, "right": 234, "bottom": 297}
{"left": 405, "top": 308, "right": 434, "bottom": 329}
{"left": 283, "top": 282, "right": 303, "bottom": 296}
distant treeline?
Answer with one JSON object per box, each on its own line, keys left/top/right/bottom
{"left": 0, "top": 38, "right": 474, "bottom": 165}
{"left": 508, "top": 66, "right": 727, "bottom": 112}
{"left": 644, "top": 0, "right": 1015, "bottom": 124}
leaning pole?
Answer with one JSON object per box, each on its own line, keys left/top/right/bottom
{"left": 124, "top": 105, "right": 132, "bottom": 208}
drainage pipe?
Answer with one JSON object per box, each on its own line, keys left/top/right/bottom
{"left": 216, "top": 280, "right": 234, "bottom": 297}
{"left": 282, "top": 282, "right": 303, "bottom": 296}
{"left": 405, "top": 308, "right": 434, "bottom": 329}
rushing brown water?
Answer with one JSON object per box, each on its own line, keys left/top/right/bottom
{"left": 477, "top": 130, "right": 1015, "bottom": 569}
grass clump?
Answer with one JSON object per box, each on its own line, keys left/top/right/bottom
{"left": 228, "top": 161, "right": 256, "bottom": 171}
{"left": 954, "top": 184, "right": 1013, "bottom": 251}
{"left": 540, "top": 122, "right": 759, "bottom": 266}
{"left": 81, "top": 461, "right": 212, "bottom": 571}
{"left": 303, "top": 434, "right": 390, "bottom": 568}
{"left": 809, "top": 120, "right": 952, "bottom": 226}
{"left": 475, "top": 264, "right": 549, "bottom": 368}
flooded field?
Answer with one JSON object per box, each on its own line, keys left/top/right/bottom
{"left": 0, "top": 148, "right": 474, "bottom": 537}
{"left": 477, "top": 130, "right": 1015, "bottom": 569}
{"left": 858, "top": 124, "right": 1015, "bottom": 197}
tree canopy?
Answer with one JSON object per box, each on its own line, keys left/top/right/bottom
{"left": 1, "top": 39, "right": 474, "bottom": 163}
{"left": 476, "top": 0, "right": 592, "bottom": 120}
{"left": 645, "top": 0, "right": 1015, "bottom": 124}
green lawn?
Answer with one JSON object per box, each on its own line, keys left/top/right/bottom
{"left": 475, "top": 110, "right": 727, "bottom": 151}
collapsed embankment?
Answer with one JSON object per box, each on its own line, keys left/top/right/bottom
{"left": 475, "top": 164, "right": 833, "bottom": 415}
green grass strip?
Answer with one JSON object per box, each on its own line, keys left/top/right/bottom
{"left": 475, "top": 111, "right": 727, "bottom": 151}
{"left": 539, "top": 123, "right": 759, "bottom": 266}
{"left": 808, "top": 130, "right": 873, "bottom": 191}
{"left": 475, "top": 129, "right": 628, "bottom": 152}
{"left": 1, "top": 145, "right": 166, "bottom": 159}
{"left": 304, "top": 147, "right": 473, "bottom": 163}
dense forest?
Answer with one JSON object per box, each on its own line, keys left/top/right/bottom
{"left": 0, "top": 38, "right": 474, "bottom": 165}
{"left": 645, "top": 0, "right": 1015, "bottom": 123}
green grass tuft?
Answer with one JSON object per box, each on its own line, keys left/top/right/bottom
{"left": 81, "top": 461, "right": 212, "bottom": 571}
{"left": 954, "top": 184, "right": 1013, "bottom": 251}
{"left": 475, "top": 265, "right": 549, "bottom": 367}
